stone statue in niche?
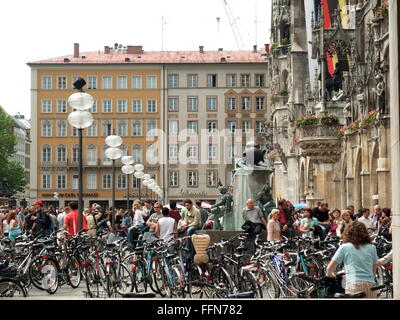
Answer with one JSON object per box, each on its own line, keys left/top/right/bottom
{"left": 373, "top": 71, "right": 386, "bottom": 117}
{"left": 344, "top": 99, "right": 352, "bottom": 125}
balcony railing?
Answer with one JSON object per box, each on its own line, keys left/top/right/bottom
{"left": 297, "top": 124, "right": 341, "bottom": 163}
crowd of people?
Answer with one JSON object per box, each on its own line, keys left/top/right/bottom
{"left": 0, "top": 197, "right": 394, "bottom": 298}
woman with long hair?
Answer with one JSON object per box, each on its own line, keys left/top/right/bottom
{"left": 267, "top": 209, "right": 282, "bottom": 242}
{"left": 326, "top": 221, "right": 378, "bottom": 298}
{"left": 7, "top": 210, "right": 22, "bottom": 240}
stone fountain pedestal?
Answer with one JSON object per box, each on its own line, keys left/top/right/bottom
{"left": 224, "top": 166, "right": 273, "bottom": 231}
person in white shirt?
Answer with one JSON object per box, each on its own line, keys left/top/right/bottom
{"left": 370, "top": 205, "right": 382, "bottom": 229}
{"left": 358, "top": 208, "right": 376, "bottom": 236}
{"left": 155, "top": 207, "right": 177, "bottom": 243}
{"left": 128, "top": 201, "right": 147, "bottom": 245}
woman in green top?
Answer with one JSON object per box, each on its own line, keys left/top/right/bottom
{"left": 326, "top": 221, "right": 378, "bottom": 298}
{"left": 299, "top": 208, "right": 319, "bottom": 238}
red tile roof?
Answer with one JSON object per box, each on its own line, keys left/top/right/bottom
{"left": 29, "top": 50, "right": 267, "bottom": 65}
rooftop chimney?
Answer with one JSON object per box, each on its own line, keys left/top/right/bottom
{"left": 74, "top": 43, "right": 79, "bottom": 58}
{"left": 264, "top": 43, "right": 270, "bottom": 52}
{"left": 127, "top": 46, "right": 144, "bottom": 54}
{"left": 104, "top": 46, "right": 111, "bottom": 54}
{"left": 253, "top": 45, "right": 258, "bottom": 52}
{"left": 199, "top": 46, "right": 204, "bottom": 53}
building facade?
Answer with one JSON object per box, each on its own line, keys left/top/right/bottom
{"left": 29, "top": 44, "right": 268, "bottom": 208}
{"left": 266, "top": 0, "right": 391, "bottom": 211}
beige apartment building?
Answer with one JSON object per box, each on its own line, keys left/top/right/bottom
{"left": 28, "top": 44, "right": 268, "bottom": 208}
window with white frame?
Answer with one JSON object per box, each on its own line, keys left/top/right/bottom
{"left": 89, "top": 100, "right": 97, "bottom": 113}
{"left": 241, "top": 96, "right": 251, "bottom": 110}
{"left": 167, "top": 74, "right": 178, "bottom": 88}
{"left": 207, "top": 74, "right": 217, "bottom": 87}
{"left": 87, "top": 173, "right": 97, "bottom": 189}
{"left": 57, "top": 120, "right": 67, "bottom": 136}
{"left": 255, "top": 97, "right": 265, "bottom": 110}
{"left": 102, "top": 145, "right": 110, "bottom": 163}
{"left": 187, "top": 97, "right": 198, "bottom": 112}
{"left": 72, "top": 174, "right": 79, "bottom": 189}
{"left": 117, "top": 76, "right": 128, "bottom": 89}
{"left": 41, "top": 121, "right": 51, "bottom": 137}
{"left": 42, "top": 76, "right": 52, "bottom": 89}
{"left": 87, "top": 145, "right": 97, "bottom": 165}
{"left": 133, "top": 145, "right": 141, "bottom": 163}
{"left": 169, "top": 145, "right": 178, "bottom": 160}
{"left": 57, "top": 145, "right": 66, "bottom": 162}
{"left": 146, "top": 120, "right": 157, "bottom": 137}
{"left": 88, "top": 76, "right": 97, "bottom": 89}
{"left": 207, "top": 97, "right": 217, "bottom": 111}
{"left": 187, "top": 171, "right": 198, "bottom": 187}
{"left": 208, "top": 121, "right": 217, "bottom": 133}
{"left": 132, "top": 99, "right": 142, "bottom": 113}
{"left": 226, "top": 74, "right": 236, "bottom": 87}
{"left": 187, "top": 74, "right": 198, "bottom": 87}
{"left": 169, "top": 171, "right": 179, "bottom": 187}
{"left": 255, "top": 74, "right": 265, "bottom": 87}
{"left": 132, "top": 76, "right": 142, "bottom": 89}
{"left": 102, "top": 121, "right": 112, "bottom": 136}
{"left": 42, "top": 174, "right": 51, "bottom": 189}
{"left": 57, "top": 76, "right": 67, "bottom": 89}
{"left": 187, "top": 145, "right": 198, "bottom": 159}
{"left": 242, "top": 120, "right": 251, "bottom": 133}
{"left": 118, "top": 121, "right": 128, "bottom": 137}
{"left": 227, "top": 97, "right": 236, "bottom": 111}
{"left": 207, "top": 170, "right": 218, "bottom": 187}
{"left": 117, "top": 174, "right": 126, "bottom": 189}
{"left": 117, "top": 100, "right": 127, "bottom": 113}
{"left": 255, "top": 121, "right": 264, "bottom": 133}
{"left": 72, "top": 127, "right": 78, "bottom": 137}
{"left": 57, "top": 174, "right": 66, "bottom": 189}
{"left": 227, "top": 121, "right": 236, "bottom": 132}
{"left": 146, "top": 144, "right": 157, "bottom": 164}
{"left": 240, "top": 74, "right": 250, "bottom": 87}
{"left": 87, "top": 120, "right": 97, "bottom": 137}
{"left": 72, "top": 145, "right": 80, "bottom": 162}
{"left": 72, "top": 76, "right": 81, "bottom": 85}
{"left": 168, "top": 121, "right": 178, "bottom": 135}
{"left": 132, "top": 121, "right": 142, "bottom": 136}
{"left": 208, "top": 145, "right": 217, "bottom": 159}
{"left": 168, "top": 97, "right": 179, "bottom": 111}
{"left": 102, "top": 76, "right": 112, "bottom": 89}
{"left": 146, "top": 76, "right": 157, "bottom": 88}
{"left": 42, "top": 99, "right": 51, "bottom": 113}
{"left": 147, "top": 100, "right": 157, "bottom": 113}
{"left": 102, "top": 174, "right": 112, "bottom": 189}
{"left": 42, "top": 145, "right": 51, "bottom": 163}
{"left": 103, "top": 100, "right": 112, "bottom": 113}
{"left": 57, "top": 100, "right": 66, "bottom": 113}
{"left": 187, "top": 121, "right": 198, "bottom": 134}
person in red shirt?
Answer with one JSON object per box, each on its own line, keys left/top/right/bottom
{"left": 63, "top": 201, "right": 88, "bottom": 237}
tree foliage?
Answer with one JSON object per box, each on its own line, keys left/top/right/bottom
{"left": 0, "top": 106, "right": 26, "bottom": 196}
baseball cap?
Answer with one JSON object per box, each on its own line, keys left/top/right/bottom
{"left": 33, "top": 200, "right": 43, "bottom": 206}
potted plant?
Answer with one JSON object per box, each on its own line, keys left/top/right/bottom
{"left": 321, "top": 115, "right": 339, "bottom": 125}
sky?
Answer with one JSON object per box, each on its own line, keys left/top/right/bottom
{"left": 0, "top": 0, "right": 272, "bottom": 119}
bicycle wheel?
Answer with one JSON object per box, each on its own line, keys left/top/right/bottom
{"left": 132, "top": 260, "right": 148, "bottom": 293}
{"left": 105, "top": 264, "right": 117, "bottom": 297}
{"left": 152, "top": 261, "right": 166, "bottom": 297}
{"left": 42, "top": 258, "right": 59, "bottom": 295}
{"left": 211, "top": 267, "right": 235, "bottom": 294}
{"left": 0, "top": 278, "right": 27, "bottom": 297}
{"left": 257, "top": 268, "right": 280, "bottom": 299}
{"left": 286, "top": 275, "right": 312, "bottom": 298}
{"left": 241, "top": 270, "right": 262, "bottom": 298}
{"left": 84, "top": 263, "right": 101, "bottom": 298}
{"left": 66, "top": 255, "right": 81, "bottom": 288}
{"left": 172, "top": 266, "right": 185, "bottom": 298}
{"left": 28, "top": 257, "right": 46, "bottom": 291}
{"left": 160, "top": 266, "right": 172, "bottom": 298}
{"left": 115, "top": 264, "right": 134, "bottom": 295}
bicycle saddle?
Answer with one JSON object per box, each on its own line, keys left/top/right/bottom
{"left": 334, "top": 292, "right": 366, "bottom": 298}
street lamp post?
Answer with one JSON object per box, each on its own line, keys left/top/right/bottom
{"left": 134, "top": 164, "right": 144, "bottom": 201}
{"left": 121, "top": 155, "right": 134, "bottom": 212}
{"left": 67, "top": 78, "right": 94, "bottom": 231}
{"left": 105, "top": 134, "right": 123, "bottom": 233}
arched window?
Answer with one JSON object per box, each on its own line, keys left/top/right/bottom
{"left": 102, "top": 145, "right": 111, "bottom": 164}
{"left": 118, "top": 120, "right": 128, "bottom": 136}
{"left": 132, "top": 121, "right": 142, "bottom": 136}
{"left": 57, "top": 145, "right": 66, "bottom": 162}
{"left": 133, "top": 145, "right": 142, "bottom": 163}
{"left": 41, "top": 120, "right": 51, "bottom": 137}
{"left": 72, "top": 144, "right": 80, "bottom": 162}
{"left": 87, "top": 144, "right": 97, "bottom": 165}
{"left": 146, "top": 144, "right": 157, "bottom": 164}
{"left": 42, "top": 145, "right": 51, "bottom": 163}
